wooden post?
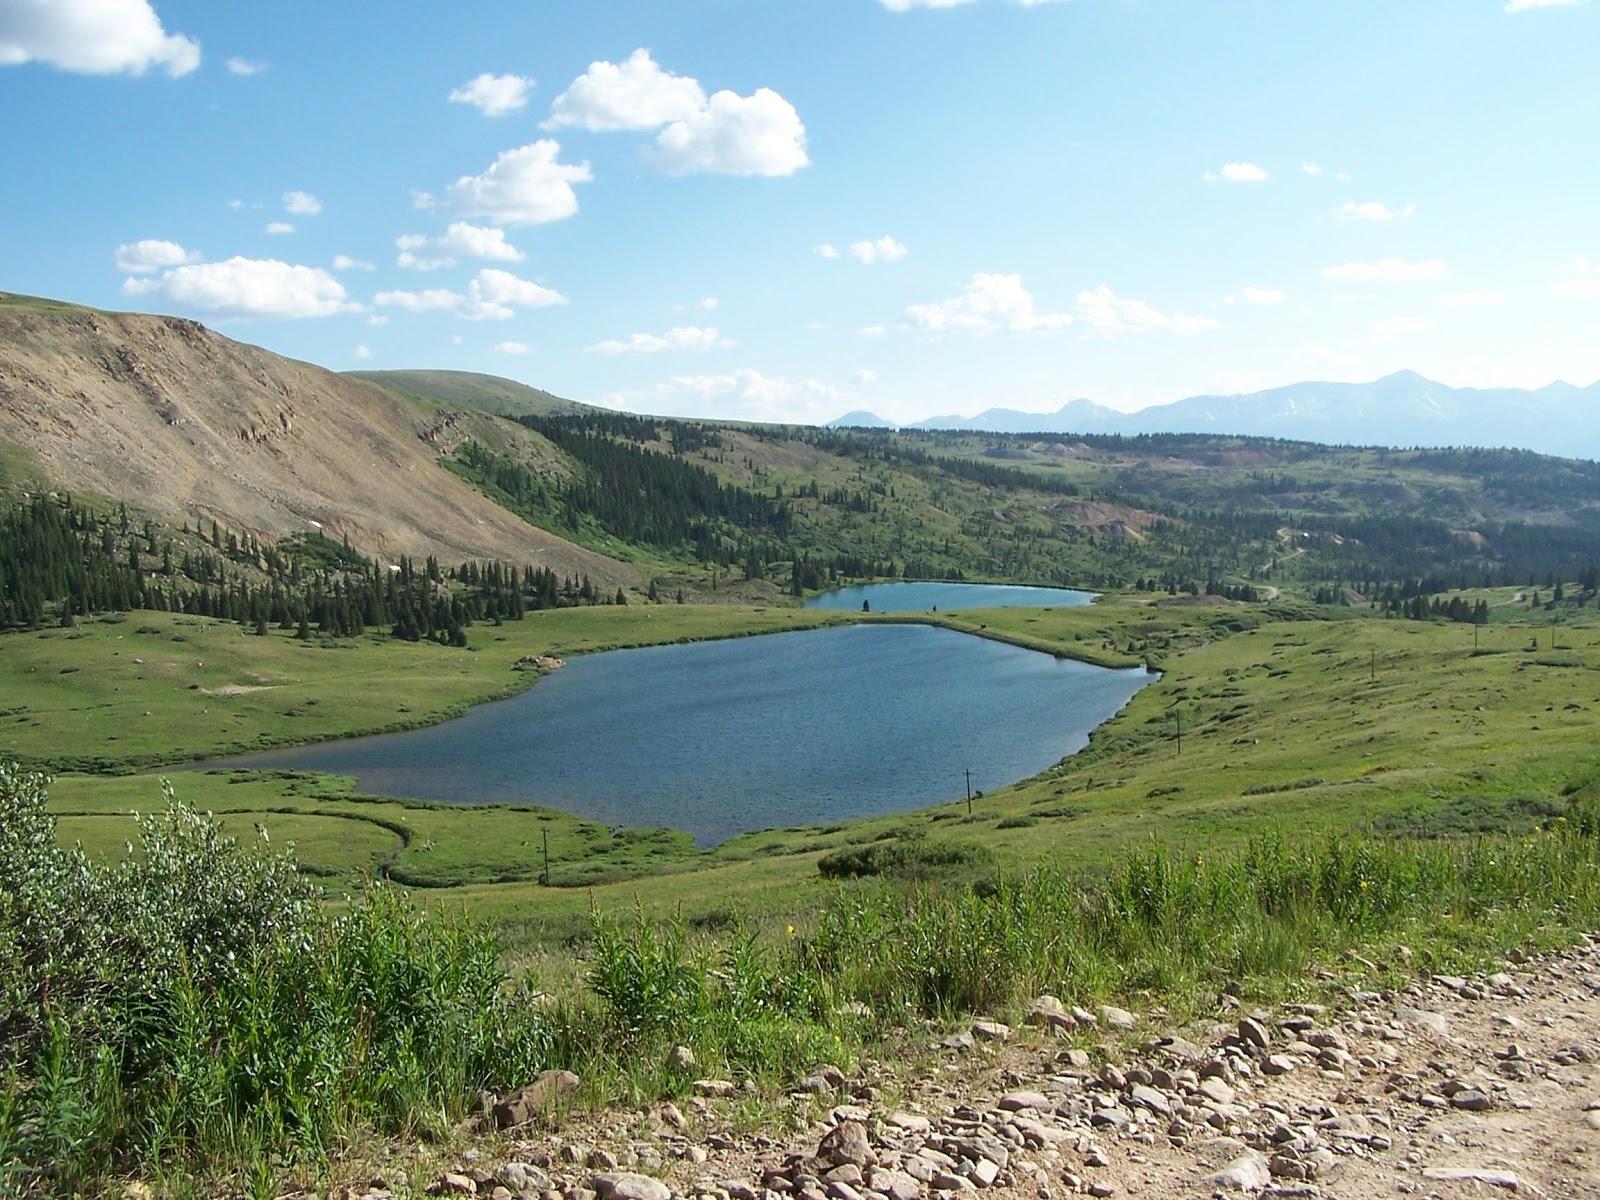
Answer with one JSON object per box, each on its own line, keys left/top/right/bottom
{"left": 965, "top": 768, "right": 973, "bottom": 817}
{"left": 1370, "top": 648, "right": 1376, "bottom": 683}
{"left": 541, "top": 830, "right": 550, "bottom": 886}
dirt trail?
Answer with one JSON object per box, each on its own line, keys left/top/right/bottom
{"left": 426, "top": 939, "right": 1600, "bottom": 1200}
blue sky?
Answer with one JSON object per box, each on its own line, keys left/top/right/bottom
{"left": 2, "top": 0, "right": 1597, "bottom": 424}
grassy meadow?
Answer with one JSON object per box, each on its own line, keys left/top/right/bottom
{"left": 10, "top": 591, "right": 1599, "bottom": 951}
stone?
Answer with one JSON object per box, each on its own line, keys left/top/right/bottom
{"left": 819, "top": 1121, "right": 876, "bottom": 1168}
{"left": 694, "top": 1079, "right": 739, "bottom": 1098}
{"left": 887, "top": 1112, "right": 933, "bottom": 1134}
{"left": 1421, "top": 1167, "right": 1525, "bottom": 1191}
{"left": 498, "top": 1165, "right": 553, "bottom": 1195}
{"left": 961, "top": 1159, "right": 1000, "bottom": 1189}
{"left": 1263, "top": 1054, "right": 1296, "bottom": 1076}
{"left": 929, "top": 1173, "right": 975, "bottom": 1194}
{"left": 1204, "top": 1151, "right": 1271, "bottom": 1191}
{"left": 1237, "top": 1018, "right": 1271, "bottom": 1050}
{"left": 1128, "top": 1085, "right": 1170, "bottom": 1117}
{"left": 1451, "top": 1090, "right": 1493, "bottom": 1112}
{"left": 668, "top": 1045, "right": 697, "bottom": 1073}
{"left": 797, "top": 1075, "right": 836, "bottom": 1095}
{"left": 1196, "top": 1077, "right": 1236, "bottom": 1106}
{"left": 432, "top": 1175, "right": 477, "bottom": 1197}
{"left": 1097, "top": 1006, "right": 1136, "bottom": 1031}
{"left": 997, "top": 1091, "right": 1051, "bottom": 1112}
{"left": 722, "top": 1183, "right": 759, "bottom": 1200}
{"left": 942, "top": 1033, "right": 975, "bottom": 1051}
{"left": 588, "top": 1150, "right": 620, "bottom": 1171}
{"left": 591, "top": 1175, "right": 671, "bottom": 1200}
{"left": 868, "top": 1169, "right": 922, "bottom": 1200}
{"left": 971, "top": 1020, "right": 1012, "bottom": 1043}
{"left": 660, "top": 1103, "right": 687, "bottom": 1130}
{"left": 493, "top": 1071, "right": 582, "bottom": 1130}
{"left": 825, "top": 1182, "right": 864, "bottom": 1200}
{"left": 1395, "top": 1007, "right": 1450, "bottom": 1037}
{"left": 1026, "top": 995, "right": 1074, "bottom": 1032}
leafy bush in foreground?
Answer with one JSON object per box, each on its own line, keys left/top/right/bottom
{"left": 0, "top": 765, "right": 551, "bottom": 1194}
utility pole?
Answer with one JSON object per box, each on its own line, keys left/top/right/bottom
{"left": 965, "top": 768, "right": 973, "bottom": 817}
{"left": 541, "top": 830, "right": 550, "bottom": 886}
{"left": 1371, "top": 648, "right": 1376, "bottom": 683}
{"left": 1174, "top": 707, "right": 1183, "bottom": 756}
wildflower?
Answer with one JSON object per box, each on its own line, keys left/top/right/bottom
{"left": 786, "top": 924, "right": 796, "bottom": 938}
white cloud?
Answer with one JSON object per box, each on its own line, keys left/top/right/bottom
{"left": 225, "top": 56, "right": 266, "bottom": 76}
{"left": 492, "top": 341, "right": 530, "bottom": 355}
{"left": 1554, "top": 256, "right": 1600, "bottom": 299}
{"left": 283, "top": 190, "right": 322, "bottom": 216}
{"left": 114, "top": 238, "right": 198, "bottom": 275}
{"left": 854, "top": 369, "right": 879, "bottom": 385}
{"left": 123, "top": 257, "right": 357, "bottom": 319}
{"left": 696, "top": 296, "right": 719, "bottom": 311}
{"left": 1072, "top": 286, "right": 1221, "bottom": 337}
{"left": 858, "top": 324, "right": 887, "bottom": 337}
{"left": 848, "top": 236, "right": 909, "bottom": 264}
{"left": 395, "top": 222, "right": 523, "bottom": 271}
{"left": 544, "top": 49, "right": 704, "bottom": 131}
{"left": 1374, "top": 316, "right": 1437, "bottom": 335}
{"left": 463, "top": 268, "right": 567, "bottom": 320}
{"left": 332, "top": 254, "right": 374, "bottom": 272}
{"left": 1506, "top": 0, "right": 1581, "bottom": 11}
{"left": 1321, "top": 258, "right": 1447, "bottom": 282}
{"left": 814, "top": 243, "right": 840, "bottom": 260}
{"left": 353, "top": 344, "right": 373, "bottom": 360}
{"left": 1340, "top": 200, "right": 1415, "bottom": 222}
{"left": 1204, "top": 162, "right": 1269, "bottom": 183}
{"left": 1241, "top": 286, "right": 1286, "bottom": 305}
{"left": 906, "top": 274, "right": 1217, "bottom": 337}
{"left": 546, "top": 49, "right": 808, "bottom": 177}
{"left": 608, "top": 369, "right": 841, "bottom": 423}
{"left": 587, "top": 326, "right": 731, "bottom": 355}
{"left": 0, "top": 0, "right": 199, "bottom": 77}
{"left": 1301, "top": 162, "right": 1325, "bottom": 176}
{"left": 438, "top": 140, "right": 592, "bottom": 226}
{"left": 264, "top": 221, "right": 295, "bottom": 236}
{"left": 1443, "top": 290, "right": 1504, "bottom": 307}
{"left": 374, "top": 288, "right": 462, "bottom": 313}
{"left": 654, "top": 87, "right": 808, "bottom": 176}
{"left": 449, "top": 72, "right": 535, "bottom": 118}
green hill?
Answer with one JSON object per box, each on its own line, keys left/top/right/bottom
{"left": 348, "top": 369, "right": 594, "bottom": 417}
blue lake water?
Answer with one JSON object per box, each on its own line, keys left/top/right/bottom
{"left": 804, "top": 581, "right": 1096, "bottom": 613}
{"left": 198, "top": 624, "right": 1149, "bottom": 844}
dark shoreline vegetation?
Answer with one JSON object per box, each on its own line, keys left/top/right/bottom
{"left": 7, "top": 762, "right": 1600, "bottom": 1194}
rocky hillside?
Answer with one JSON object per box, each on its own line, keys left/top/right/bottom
{"left": 0, "top": 295, "right": 634, "bottom": 583}
{"left": 349, "top": 369, "right": 593, "bottom": 418}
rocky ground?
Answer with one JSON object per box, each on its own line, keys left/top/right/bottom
{"left": 354, "top": 937, "right": 1600, "bottom": 1200}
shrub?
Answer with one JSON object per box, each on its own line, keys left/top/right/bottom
{"left": 817, "top": 829, "right": 993, "bottom": 881}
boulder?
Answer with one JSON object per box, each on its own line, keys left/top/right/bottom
{"left": 493, "top": 1071, "right": 581, "bottom": 1130}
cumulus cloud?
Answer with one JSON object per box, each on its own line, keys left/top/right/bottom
{"left": 544, "top": 49, "right": 704, "bottom": 131}
{"left": 607, "top": 369, "right": 841, "bottom": 423}
{"left": 395, "top": 222, "right": 523, "bottom": 270}
{"left": 907, "top": 274, "right": 1219, "bottom": 337}
{"left": 492, "top": 341, "right": 530, "bottom": 355}
{"left": 0, "top": 0, "right": 199, "bottom": 76}
{"left": 225, "top": 56, "right": 266, "bottom": 76}
{"left": 264, "top": 222, "right": 295, "bottom": 236}
{"left": 814, "top": 243, "right": 840, "bottom": 260}
{"left": 849, "top": 236, "right": 909, "bottom": 264}
{"left": 654, "top": 87, "right": 808, "bottom": 176}
{"left": 436, "top": 140, "right": 592, "bottom": 226}
{"left": 1340, "top": 200, "right": 1415, "bottom": 221}
{"left": 283, "top": 190, "right": 322, "bottom": 215}
{"left": 353, "top": 344, "right": 373, "bottom": 360}
{"left": 1301, "top": 162, "right": 1325, "bottom": 176}
{"left": 114, "top": 238, "right": 198, "bottom": 275}
{"left": 859, "top": 324, "right": 887, "bottom": 337}
{"left": 1321, "top": 258, "right": 1447, "bottom": 282}
{"left": 854, "top": 369, "right": 879, "bottom": 384}
{"left": 449, "top": 72, "right": 535, "bottom": 117}
{"left": 695, "top": 296, "right": 719, "bottom": 311}
{"left": 545, "top": 49, "right": 808, "bottom": 177}
{"left": 463, "top": 268, "right": 567, "bottom": 320}
{"left": 123, "top": 257, "right": 357, "bottom": 318}
{"left": 1506, "top": 0, "right": 1581, "bottom": 11}
{"left": 587, "top": 326, "right": 731, "bottom": 355}
{"left": 1241, "top": 286, "right": 1286, "bottom": 305}
{"left": 332, "top": 254, "right": 374, "bottom": 272}
{"left": 1205, "top": 162, "right": 1269, "bottom": 183}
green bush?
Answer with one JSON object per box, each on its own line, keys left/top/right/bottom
{"left": 0, "top": 766, "right": 552, "bottom": 1192}
{"left": 816, "top": 829, "right": 993, "bottom": 881}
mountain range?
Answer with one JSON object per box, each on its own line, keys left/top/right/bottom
{"left": 831, "top": 372, "right": 1600, "bottom": 460}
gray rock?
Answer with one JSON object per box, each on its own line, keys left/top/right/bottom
{"left": 591, "top": 1176, "right": 670, "bottom": 1200}
{"left": 997, "top": 1090, "right": 1050, "bottom": 1112}
{"left": 1421, "top": 1167, "right": 1525, "bottom": 1191}
{"left": 1098, "top": 1006, "right": 1136, "bottom": 1030}
{"left": 1395, "top": 1007, "right": 1450, "bottom": 1037}
{"left": 694, "top": 1079, "right": 738, "bottom": 1098}
{"left": 971, "top": 1020, "right": 1012, "bottom": 1043}
{"left": 1205, "top": 1151, "right": 1271, "bottom": 1191}
{"left": 819, "top": 1121, "right": 875, "bottom": 1168}
{"left": 1197, "top": 1077, "right": 1236, "bottom": 1106}
{"left": 1451, "top": 1090, "right": 1493, "bottom": 1112}
{"left": 668, "top": 1045, "right": 697, "bottom": 1073}
{"left": 498, "top": 1165, "right": 553, "bottom": 1195}
{"left": 1238, "top": 1018, "right": 1271, "bottom": 1050}
{"left": 1026, "top": 995, "right": 1074, "bottom": 1033}
{"left": 928, "top": 1173, "right": 974, "bottom": 1194}
{"left": 493, "top": 1071, "right": 582, "bottom": 1130}
{"left": 1128, "top": 1085, "right": 1170, "bottom": 1117}
{"left": 867, "top": 1169, "right": 921, "bottom": 1200}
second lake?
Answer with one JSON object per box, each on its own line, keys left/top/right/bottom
{"left": 197, "top": 623, "right": 1150, "bottom": 844}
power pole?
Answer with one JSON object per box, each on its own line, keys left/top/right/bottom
{"left": 1174, "top": 707, "right": 1183, "bottom": 756}
{"left": 1370, "top": 648, "right": 1376, "bottom": 683}
{"left": 965, "top": 768, "right": 973, "bottom": 817}
{"left": 541, "top": 830, "right": 550, "bottom": 886}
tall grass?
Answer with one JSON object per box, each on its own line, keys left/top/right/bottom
{"left": 6, "top": 761, "right": 1600, "bottom": 1194}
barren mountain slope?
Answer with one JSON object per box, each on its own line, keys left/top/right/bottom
{"left": 0, "top": 297, "right": 635, "bottom": 584}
